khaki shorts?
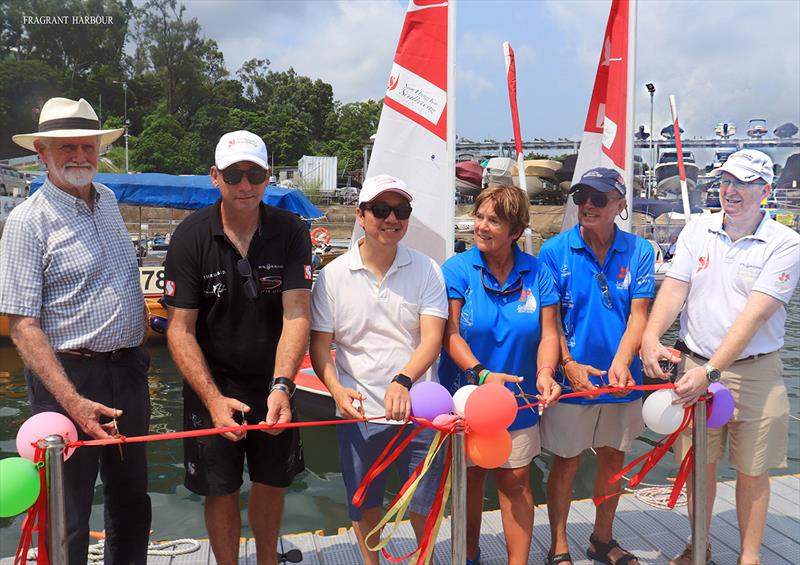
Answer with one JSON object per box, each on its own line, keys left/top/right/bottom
{"left": 672, "top": 351, "right": 788, "bottom": 476}
{"left": 467, "top": 425, "right": 542, "bottom": 469}
{"left": 540, "top": 400, "right": 644, "bottom": 458}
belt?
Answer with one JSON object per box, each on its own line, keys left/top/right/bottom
{"left": 57, "top": 347, "right": 136, "bottom": 361}
{"left": 673, "top": 340, "right": 775, "bottom": 364}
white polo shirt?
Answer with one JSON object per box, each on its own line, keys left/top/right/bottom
{"left": 311, "top": 240, "right": 448, "bottom": 424}
{"left": 668, "top": 211, "right": 799, "bottom": 359}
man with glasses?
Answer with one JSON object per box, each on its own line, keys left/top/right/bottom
{"left": 641, "top": 149, "right": 799, "bottom": 565}
{"left": 539, "top": 167, "right": 654, "bottom": 565}
{"left": 164, "top": 130, "right": 311, "bottom": 564}
{"left": 309, "top": 174, "right": 448, "bottom": 565}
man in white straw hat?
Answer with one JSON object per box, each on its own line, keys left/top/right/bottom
{"left": 641, "top": 149, "right": 799, "bottom": 565}
{"left": 0, "top": 97, "right": 151, "bottom": 563}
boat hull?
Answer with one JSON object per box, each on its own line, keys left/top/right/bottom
{"left": 655, "top": 162, "right": 699, "bottom": 193}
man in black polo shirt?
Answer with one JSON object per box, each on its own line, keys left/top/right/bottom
{"left": 164, "top": 130, "right": 312, "bottom": 564}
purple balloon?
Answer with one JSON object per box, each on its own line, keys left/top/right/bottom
{"left": 410, "top": 381, "right": 454, "bottom": 422}
{"left": 706, "top": 382, "right": 735, "bottom": 428}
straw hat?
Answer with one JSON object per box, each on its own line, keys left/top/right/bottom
{"left": 12, "top": 97, "right": 124, "bottom": 151}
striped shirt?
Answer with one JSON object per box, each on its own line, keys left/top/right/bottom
{"left": 0, "top": 177, "right": 145, "bottom": 351}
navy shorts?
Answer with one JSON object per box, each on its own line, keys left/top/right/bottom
{"left": 337, "top": 422, "right": 445, "bottom": 521}
{"left": 183, "top": 387, "right": 305, "bottom": 496}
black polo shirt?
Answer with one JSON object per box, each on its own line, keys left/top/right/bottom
{"left": 164, "top": 200, "right": 312, "bottom": 394}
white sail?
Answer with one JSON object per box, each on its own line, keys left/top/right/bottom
{"left": 352, "top": 0, "right": 455, "bottom": 264}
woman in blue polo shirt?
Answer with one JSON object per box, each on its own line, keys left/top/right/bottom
{"left": 439, "top": 184, "right": 561, "bottom": 565}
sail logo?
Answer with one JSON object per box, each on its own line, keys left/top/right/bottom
{"left": 616, "top": 266, "right": 631, "bottom": 290}
{"left": 388, "top": 73, "right": 399, "bottom": 91}
{"left": 696, "top": 254, "right": 710, "bottom": 273}
{"left": 385, "top": 62, "right": 446, "bottom": 126}
{"left": 517, "top": 288, "right": 537, "bottom": 314}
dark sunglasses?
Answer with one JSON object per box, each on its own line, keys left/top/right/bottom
{"left": 236, "top": 258, "right": 259, "bottom": 299}
{"left": 572, "top": 189, "right": 614, "bottom": 208}
{"left": 594, "top": 272, "right": 613, "bottom": 309}
{"left": 362, "top": 203, "right": 413, "bottom": 220}
{"left": 221, "top": 167, "right": 268, "bottom": 185}
{"left": 481, "top": 270, "right": 523, "bottom": 296}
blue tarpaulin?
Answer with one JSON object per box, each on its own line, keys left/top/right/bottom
{"left": 30, "top": 173, "right": 324, "bottom": 220}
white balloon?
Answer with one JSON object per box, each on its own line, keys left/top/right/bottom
{"left": 642, "top": 389, "right": 684, "bottom": 435}
{"left": 453, "top": 385, "right": 478, "bottom": 416}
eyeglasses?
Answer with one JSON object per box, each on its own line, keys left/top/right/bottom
{"left": 362, "top": 203, "right": 413, "bottom": 220}
{"left": 236, "top": 258, "right": 259, "bottom": 299}
{"left": 594, "top": 272, "right": 613, "bottom": 309}
{"left": 221, "top": 167, "right": 268, "bottom": 185}
{"left": 572, "top": 189, "right": 614, "bottom": 208}
{"left": 719, "top": 178, "right": 764, "bottom": 190}
{"left": 481, "top": 269, "right": 523, "bottom": 296}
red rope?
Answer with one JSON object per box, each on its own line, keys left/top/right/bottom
{"left": 15, "top": 446, "right": 49, "bottom": 565}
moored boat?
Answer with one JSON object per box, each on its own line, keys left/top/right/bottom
{"left": 654, "top": 149, "right": 699, "bottom": 196}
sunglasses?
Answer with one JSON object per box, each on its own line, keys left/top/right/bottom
{"left": 237, "top": 258, "right": 259, "bottom": 299}
{"left": 362, "top": 203, "right": 413, "bottom": 220}
{"left": 221, "top": 167, "right": 268, "bottom": 185}
{"left": 572, "top": 190, "right": 616, "bottom": 208}
{"left": 594, "top": 272, "right": 613, "bottom": 309}
{"left": 481, "top": 269, "right": 523, "bottom": 296}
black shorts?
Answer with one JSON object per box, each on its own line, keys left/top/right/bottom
{"left": 182, "top": 387, "right": 305, "bottom": 496}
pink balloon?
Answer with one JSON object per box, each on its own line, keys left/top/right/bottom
{"left": 706, "top": 383, "right": 734, "bottom": 429}
{"left": 16, "top": 412, "right": 78, "bottom": 461}
{"left": 432, "top": 413, "right": 458, "bottom": 429}
{"left": 464, "top": 383, "right": 517, "bottom": 434}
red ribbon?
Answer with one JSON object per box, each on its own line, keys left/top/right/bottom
{"left": 15, "top": 446, "right": 49, "bottom": 565}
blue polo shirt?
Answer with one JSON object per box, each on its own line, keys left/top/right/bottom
{"left": 438, "top": 245, "right": 559, "bottom": 430}
{"left": 539, "top": 225, "right": 655, "bottom": 405}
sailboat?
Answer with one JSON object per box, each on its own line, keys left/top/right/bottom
{"left": 301, "top": 0, "right": 457, "bottom": 422}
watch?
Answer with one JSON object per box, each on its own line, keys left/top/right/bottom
{"left": 703, "top": 363, "right": 721, "bottom": 383}
{"left": 391, "top": 373, "right": 413, "bottom": 390}
{"left": 271, "top": 376, "right": 296, "bottom": 397}
{"left": 464, "top": 363, "right": 486, "bottom": 385}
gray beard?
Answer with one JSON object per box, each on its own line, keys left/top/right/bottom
{"left": 61, "top": 165, "right": 96, "bottom": 188}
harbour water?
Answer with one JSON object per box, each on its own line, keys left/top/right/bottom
{"left": 0, "top": 293, "right": 798, "bottom": 553}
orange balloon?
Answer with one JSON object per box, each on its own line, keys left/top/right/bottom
{"left": 464, "top": 383, "right": 517, "bottom": 434}
{"left": 466, "top": 430, "right": 513, "bottom": 469}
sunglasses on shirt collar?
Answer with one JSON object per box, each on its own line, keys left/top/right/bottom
{"left": 237, "top": 258, "right": 259, "bottom": 299}
{"left": 220, "top": 166, "right": 268, "bottom": 185}
{"left": 360, "top": 202, "right": 413, "bottom": 220}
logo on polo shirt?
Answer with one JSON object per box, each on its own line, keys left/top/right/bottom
{"left": 696, "top": 254, "right": 710, "bottom": 273}
{"left": 258, "top": 275, "right": 283, "bottom": 292}
{"left": 165, "top": 280, "right": 175, "bottom": 296}
{"left": 616, "top": 266, "right": 631, "bottom": 290}
{"left": 517, "top": 288, "right": 537, "bottom": 313}
{"left": 304, "top": 265, "right": 312, "bottom": 280}
{"left": 560, "top": 264, "right": 571, "bottom": 278}
{"left": 777, "top": 271, "right": 791, "bottom": 288}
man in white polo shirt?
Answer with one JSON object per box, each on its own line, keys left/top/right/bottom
{"left": 309, "top": 174, "right": 448, "bottom": 565}
{"left": 640, "top": 149, "right": 799, "bottom": 565}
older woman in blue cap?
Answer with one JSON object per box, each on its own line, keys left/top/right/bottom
{"left": 538, "top": 167, "right": 655, "bottom": 565}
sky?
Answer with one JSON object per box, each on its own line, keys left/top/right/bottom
{"left": 180, "top": 0, "right": 800, "bottom": 167}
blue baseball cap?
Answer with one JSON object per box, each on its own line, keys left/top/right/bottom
{"left": 569, "top": 167, "right": 626, "bottom": 196}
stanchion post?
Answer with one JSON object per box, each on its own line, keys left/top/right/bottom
{"left": 43, "top": 434, "right": 68, "bottom": 565}
{"left": 451, "top": 431, "right": 467, "bottom": 563}
{"left": 691, "top": 401, "right": 708, "bottom": 565}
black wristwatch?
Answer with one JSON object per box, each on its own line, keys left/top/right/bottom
{"left": 391, "top": 373, "right": 413, "bottom": 390}
{"left": 464, "top": 363, "right": 486, "bottom": 385}
{"left": 271, "top": 376, "right": 296, "bottom": 397}
{"left": 703, "top": 364, "right": 721, "bottom": 384}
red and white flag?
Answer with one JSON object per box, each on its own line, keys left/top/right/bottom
{"left": 669, "top": 94, "right": 693, "bottom": 223}
{"left": 562, "top": 0, "right": 636, "bottom": 232}
{"left": 504, "top": 41, "right": 528, "bottom": 196}
{"left": 353, "top": 0, "right": 455, "bottom": 263}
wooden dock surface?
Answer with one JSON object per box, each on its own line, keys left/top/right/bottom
{"left": 4, "top": 475, "right": 798, "bottom": 564}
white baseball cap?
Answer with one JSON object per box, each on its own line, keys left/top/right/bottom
{"left": 358, "top": 174, "right": 413, "bottom": 205}
{"left": 215, "top": 130, "right": 268, "bottom": 170}
{"left": 716, "top": 149, "right": 774, "bottom": 184}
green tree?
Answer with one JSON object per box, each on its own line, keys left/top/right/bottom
{"left": 131, "top": 108, "right": 204, "bottom": 173}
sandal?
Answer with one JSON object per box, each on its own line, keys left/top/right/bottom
{"left": 545, "top": 550, "right": 573, "bottom": 565}
{"left": 587, "top": 533, "right": 639, "bottom": 565}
